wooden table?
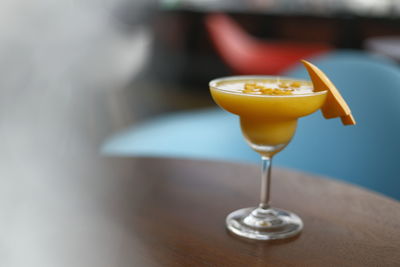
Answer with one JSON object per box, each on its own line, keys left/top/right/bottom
{"left": 3, "top": 156, "right": 399, "bottom": 267}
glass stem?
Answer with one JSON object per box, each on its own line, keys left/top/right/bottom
{"left": 259, "top": 156, "right": 272, "bottom": 209}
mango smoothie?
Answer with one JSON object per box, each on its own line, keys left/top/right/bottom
{"left": 210, "top": 64, "right": 354, "bottom": 241}
{"left": 210, "top": 76, "right": 327, "bottom": 156}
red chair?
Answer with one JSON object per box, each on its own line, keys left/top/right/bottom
{"left": 205, "top": 13, "right": 333, "bottom": 75}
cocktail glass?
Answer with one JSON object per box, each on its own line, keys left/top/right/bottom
{"left": 209, "top": 75, "right": 327, "bottom": 240}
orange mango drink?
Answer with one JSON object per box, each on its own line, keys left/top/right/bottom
{"left": 211, "top": 63, "right": 355, "bottom": 241}
{"left": 210, "top": 76, "right": 327, "bottom": 156}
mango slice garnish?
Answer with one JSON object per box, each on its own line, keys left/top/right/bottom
{"left": 302, "top": 60, "right": 356, "bottom": 125}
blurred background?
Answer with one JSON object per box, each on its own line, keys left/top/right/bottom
{"left": 2, "top": 1, "right": 400, "bottom": 266}
{"left": 127, "top": 0, "right": 400, "bottom": 121}
{"left": 106, "top": 0, "right": 400, "bottom": 199}
{"left": 2, "top": 0, "right": 400, "bottom": 207}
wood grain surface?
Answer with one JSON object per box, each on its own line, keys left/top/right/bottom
{"left": 4, "top": 156, "right": 398, "bottom": 267}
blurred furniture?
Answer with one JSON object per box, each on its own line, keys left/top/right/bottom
{"left": 152, "top": 4, "right": 400, "bottom": 85}
{"left": 5, "top": 156, "right": 400, "bottom": 266}
{"left": 278, "top": 51, "right": 400, "bottom": 199}
{"left": 205, "top": 13, "right": 332, "bottom": 75}
{"left": 102, "top": 51, "right": 400, "bottom": 200}
{"left": 103, "top": 108, "right": 254, "bottom": 161}
{"left": 365, "top": 36, "right": 400, "bottom": 62}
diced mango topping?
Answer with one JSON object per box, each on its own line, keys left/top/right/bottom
{"left": 244, "top": 84, "right": 255, "bottom": 90}
{"left": 242, "top": 82, "right": 294, "bottom": 95}
{"left": 290, "top": 81, "right": 301, "bottom": 88}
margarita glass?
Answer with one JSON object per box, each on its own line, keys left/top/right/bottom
{"left": 210, "top": 75, "right": 327, "bottom": 240}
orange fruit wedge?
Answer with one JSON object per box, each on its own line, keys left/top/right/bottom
{"left": 302, "top": 60, "right": 356, "bottom": 125}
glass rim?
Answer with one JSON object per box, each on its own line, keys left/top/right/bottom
{"left": 209, "top": 75, "right": 328, "bottom": 97}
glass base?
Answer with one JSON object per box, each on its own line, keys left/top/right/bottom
{"left": 226, "top": 207, "right": 303, "bottom": 240}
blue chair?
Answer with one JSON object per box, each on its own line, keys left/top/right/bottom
{"left": 103, "top": 108, "right": 257, "bottom": 162}
{"left": 102, "top": 51, "right": 400, "bottom": 199}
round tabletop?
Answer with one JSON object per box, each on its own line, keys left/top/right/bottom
{"left": 3, "top": 157, "right": 400, "bottom": 266}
